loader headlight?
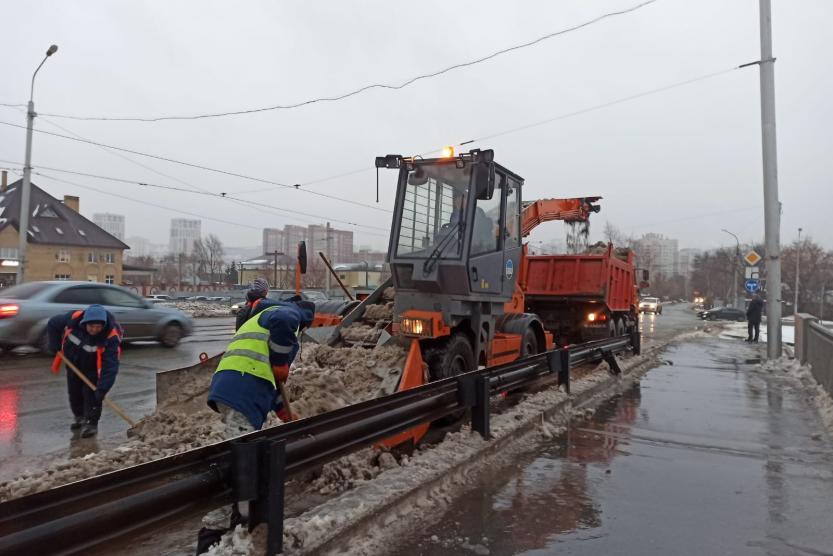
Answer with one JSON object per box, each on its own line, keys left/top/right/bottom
{"left": 401, "top": 317, "right": 431, "bottom": 337}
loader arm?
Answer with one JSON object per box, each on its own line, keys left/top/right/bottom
{"left": 521, "top": 196, "right": 602, "bottom": 237}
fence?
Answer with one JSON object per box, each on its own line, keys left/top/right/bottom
{"left": 795, "top": 313, "right": 833, "bottom": 396}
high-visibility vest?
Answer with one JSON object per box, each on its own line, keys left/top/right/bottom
{"left": 216, "top": 305, "right": 299, "bottom": 386}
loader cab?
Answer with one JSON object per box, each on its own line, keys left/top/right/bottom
{"left": 384, "top": 149, "right": 523, "bottom": 302}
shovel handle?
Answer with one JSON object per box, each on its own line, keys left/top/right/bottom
{"left": 277, "top": 381, "right": 294, "bottom": 422}
{"left": 58, "top": 352, "right": 137, "bottom": 427}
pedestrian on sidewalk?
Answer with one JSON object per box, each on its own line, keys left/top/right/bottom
{"left": 746, "top": 293, "right": 764, "bottom": 342}
{"left": 48, "top": 304, "right": 122, "bottom": 438}
{"left": 234, "top": 277, "right": 270, "bottom": 331}
{"left": 197, "top": 296, "right": 315, "bottom": 553}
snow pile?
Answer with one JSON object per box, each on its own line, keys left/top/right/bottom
{"left": 160, "top": 301, "right": 231, "bottom": 318}
{"left": 759, "top": 357, "right": 833, "bottom": 434}
{"left": 288, "top": 344, "right": 406, "bottom": 418}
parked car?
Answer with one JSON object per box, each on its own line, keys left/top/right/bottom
{"left": 229, "top": 289, "right": 329, "bottom": 315}
{"left": 638, "top": 297, "right": 662, "bottom": 314}
{"left": 698, "top": 307, "right": 746, "bottom": 321}
{"left": 207, "top": 296, "right": 230, "bottom": 302}
{"left": 186, "top": 295, "right": 209, "bottom": 301}
{"left": 145, "top": 294, "right": 171, "bottom": 303}
{"left": 0, "top": 281, "right": 194, "bottom": 352}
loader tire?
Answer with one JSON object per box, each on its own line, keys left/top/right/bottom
{"left": 424, "top": 333, "right": 475, "bottom": 424}
{"left": 520, "top": 327, "right": 540, "bottom": 358}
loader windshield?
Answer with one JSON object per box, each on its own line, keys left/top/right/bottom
{"left": 395, "top": 163, "right": 473, "bottom": 259}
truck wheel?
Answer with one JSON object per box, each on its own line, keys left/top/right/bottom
{"left": 520, "top": 327, "right": 540, "bottom": 357}
{"left": 608, "top": 320, "right": 616, "bottom": 337}
{"left": 615, "top": 319, "right": 625, "bottom": 336}
{"left": 424, "top": 333, "right": 475, "bottom": 424}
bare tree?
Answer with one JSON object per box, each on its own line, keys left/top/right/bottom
{"left": 205, "top": 234, "right": 225, "bottom": 284}
{"left": 603, "top": 221, "right": 634, "bottom": 249}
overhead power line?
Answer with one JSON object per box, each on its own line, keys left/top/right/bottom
{"left": 27, "top": 0, "right": 658, "bottom": 123}
{"left": 0, "top": 119, "right": 390, "bottom": 213}
{"left": 0, "top": 158, "right": 390, "bottom": 233}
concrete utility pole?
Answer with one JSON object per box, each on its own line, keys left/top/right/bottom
{"left": 794, "top": 227, "right": 802, "bottom": 314}
{"left": 758, "top": 0, "right": 782, "bottom": 358}
{"left": 17, "top": 44, "right": 58, "bottom": 284}
{"left": 722, "top": 229, "right": 741, "bottom": 309}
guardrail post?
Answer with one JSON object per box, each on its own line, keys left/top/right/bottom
{"left": 457, "top": 375, "right": 491, "bottom": 439}
{"left": 231, "top": 438, "right": 286, "bottom": 556}
{"left": 472, "top": 376, "right": 491, "bottom": 440}
{"left": 548, "top": 349, "right": 570, "bottom": 394}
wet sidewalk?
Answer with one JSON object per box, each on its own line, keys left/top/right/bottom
{"left": 396, "top": 337, "right": 833, "bottom": 556}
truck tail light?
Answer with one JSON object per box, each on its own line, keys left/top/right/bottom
{"left": 0, "top": 304, "right": 19, "bottom": 318}
{"left": 586, "top": 312, "right": 607, "bottom": 322}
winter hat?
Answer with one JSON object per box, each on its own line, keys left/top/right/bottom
{"left": 80, "top": 304, "right": 107, "bottom": 325}
{"left": 249, "top": 278, "right": 270, "bottom": 296}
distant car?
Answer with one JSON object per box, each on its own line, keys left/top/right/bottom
{"left": 639, "top": 297, "right": 662, "bottom": 314}
{"left": 186, "top": 295, "right": 208, "bottom": 301}
{"left": 0, "top": 281, "right": 194, "bottom": 352}
{"left": 145, "top": 294, "right": 171, "bottom": 303}
{"left": 699, "top": 307, "right": 746, "bottom": 321}
{"left": 230, "top": 289, "right": 329, "bottom": 315}
{"left": 206, "top": 296, "right": 230, "bottom": 302}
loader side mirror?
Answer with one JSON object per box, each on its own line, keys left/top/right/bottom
{"left": 408, "top": 167, "right": 429, "bottom": 186}
{"left": 475, "top": 162, "right": 495, "bottom": 200}
{"left": 298, "top": 241, "right": 308, "bottom": 274}
{"left": 642, "top": 269, "right": 649, "bottom": 281}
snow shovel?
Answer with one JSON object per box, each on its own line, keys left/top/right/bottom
{"left": 57, "top": 352, "right": 137, "bottom": 427}
{"left": 277, "top": 381, "right": 296, "bottom": 422}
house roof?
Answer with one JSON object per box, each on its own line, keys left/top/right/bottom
{"left": 0, "top": 179, "right": 129, "bottom": 250}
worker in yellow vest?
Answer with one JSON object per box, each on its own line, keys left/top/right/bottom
{"left": 207, "top": 297, "right": 315, "bottom": 435}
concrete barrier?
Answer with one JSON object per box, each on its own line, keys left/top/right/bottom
{"left": 796, "top": 313, "right": 833, "bottom": 397}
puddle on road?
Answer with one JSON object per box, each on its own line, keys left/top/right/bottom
{"left": 391, "top": 339, "right": 833, "bottom": 556}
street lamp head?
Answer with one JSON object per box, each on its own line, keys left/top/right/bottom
{"left": 46, "top": 45, "right": 58, "bottom": 56}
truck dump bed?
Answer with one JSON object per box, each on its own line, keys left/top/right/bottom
{"left": 522, "top": 244, "right": 635, "bottom": 312}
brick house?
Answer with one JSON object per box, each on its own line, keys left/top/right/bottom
{"left": 0, "top": 177, "right": 129, "bottom": 286}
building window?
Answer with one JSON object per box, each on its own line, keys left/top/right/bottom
{"left": 87, "top": 252, "right": 96, "bottom": 263}
{"left": 104, "top": 253, "right": 114, "bottom": 264}
{"left": 0, "top": 247, "right": 18, "bottom": 259}
{"left": 55, "top": 273, "right": 71, "bottom": 280}
{"left": 56, "top": 250, "right": 71, "bottom": 262}
{"left": 105, "top": 275, "right": 115, "bottom": 284}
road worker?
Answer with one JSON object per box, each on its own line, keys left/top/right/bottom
{"left": 234, "top": 277, "right": 270, "bottom": 331}
{"left": 198, "top": 296, "right": 315, "bottom": 553}
{"left": 48, "top": 304, "right": 122, "bottom": 438}
{"left": 208, "top": 296, "right": 316, "bottom": 435}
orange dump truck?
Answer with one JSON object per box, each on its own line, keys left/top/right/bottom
{"left": 522, "top": 243, "right": 640, "bottom": 344}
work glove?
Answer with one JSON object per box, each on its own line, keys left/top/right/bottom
{"left": 94, "top": 390, "right": 105, "bottom": 404}
{"left": 272, "top": 364, "right": 289, "bottom": 383}
{"left": 275, "top": 407, "right": 298, "bottom": 422}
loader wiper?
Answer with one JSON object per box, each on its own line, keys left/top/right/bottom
{"left": 423, "top": 219, "right": 464, "bottom": 274}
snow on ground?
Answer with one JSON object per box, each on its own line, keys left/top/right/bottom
{"left": 720, "top": 322, "right": 794, "bottom": 345}
{"left": 758, "top": 356, "right": 833, "bottom": 435}
{"left": 160, "top": 301, "right": 232, "bottom": 318}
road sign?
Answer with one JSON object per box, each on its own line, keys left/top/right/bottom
{"left": 745, "top": 278, "right": 760, "bottom": 293}
{"left": 744, "top": 250, "right": 762, "bottom": 266}
{"left": 745, "top": 266, "right": 760, "bottom": 279}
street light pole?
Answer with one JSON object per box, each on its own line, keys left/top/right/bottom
{"left": 17, "top": 44, "right": 58, "bottom": 284}
{"left": 794, "top": 227, "right": 802, "bottom": 315}
{"left": 721, "top": 229, "right": 741, "bottom": 309}
{"left": 758, "top": 0, "right": 782, "bottom": 358}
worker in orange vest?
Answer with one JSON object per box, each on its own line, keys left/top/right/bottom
{"left": 48, "top": 304, "right": 122, "bottom": 438}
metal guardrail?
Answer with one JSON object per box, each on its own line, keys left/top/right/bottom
{"left": 0, "top": 333, "right": 636, "bottom": 556}
{"left": 807, "top": 320, "right": 833, "bottom": 397}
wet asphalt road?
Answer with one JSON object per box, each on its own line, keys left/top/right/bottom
{"left": 396, "top": 336, "right": 833, "bottom": 556}
{"left": 0, "top": 317, "right": 234, "bottom": 481}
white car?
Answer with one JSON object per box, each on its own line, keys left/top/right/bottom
{"left": 639, "top": 297, "right": 662, "bottom": 314}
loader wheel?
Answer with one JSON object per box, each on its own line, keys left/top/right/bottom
{"left": 520, "top": 327, "right": 540, "bottom": 358}
{"left": 424, "top": 333, "right": 475, "bottom": 424}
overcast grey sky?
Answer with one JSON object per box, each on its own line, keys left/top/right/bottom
{"left": 1, "top": 0, "right": 830, "bottom": 254}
